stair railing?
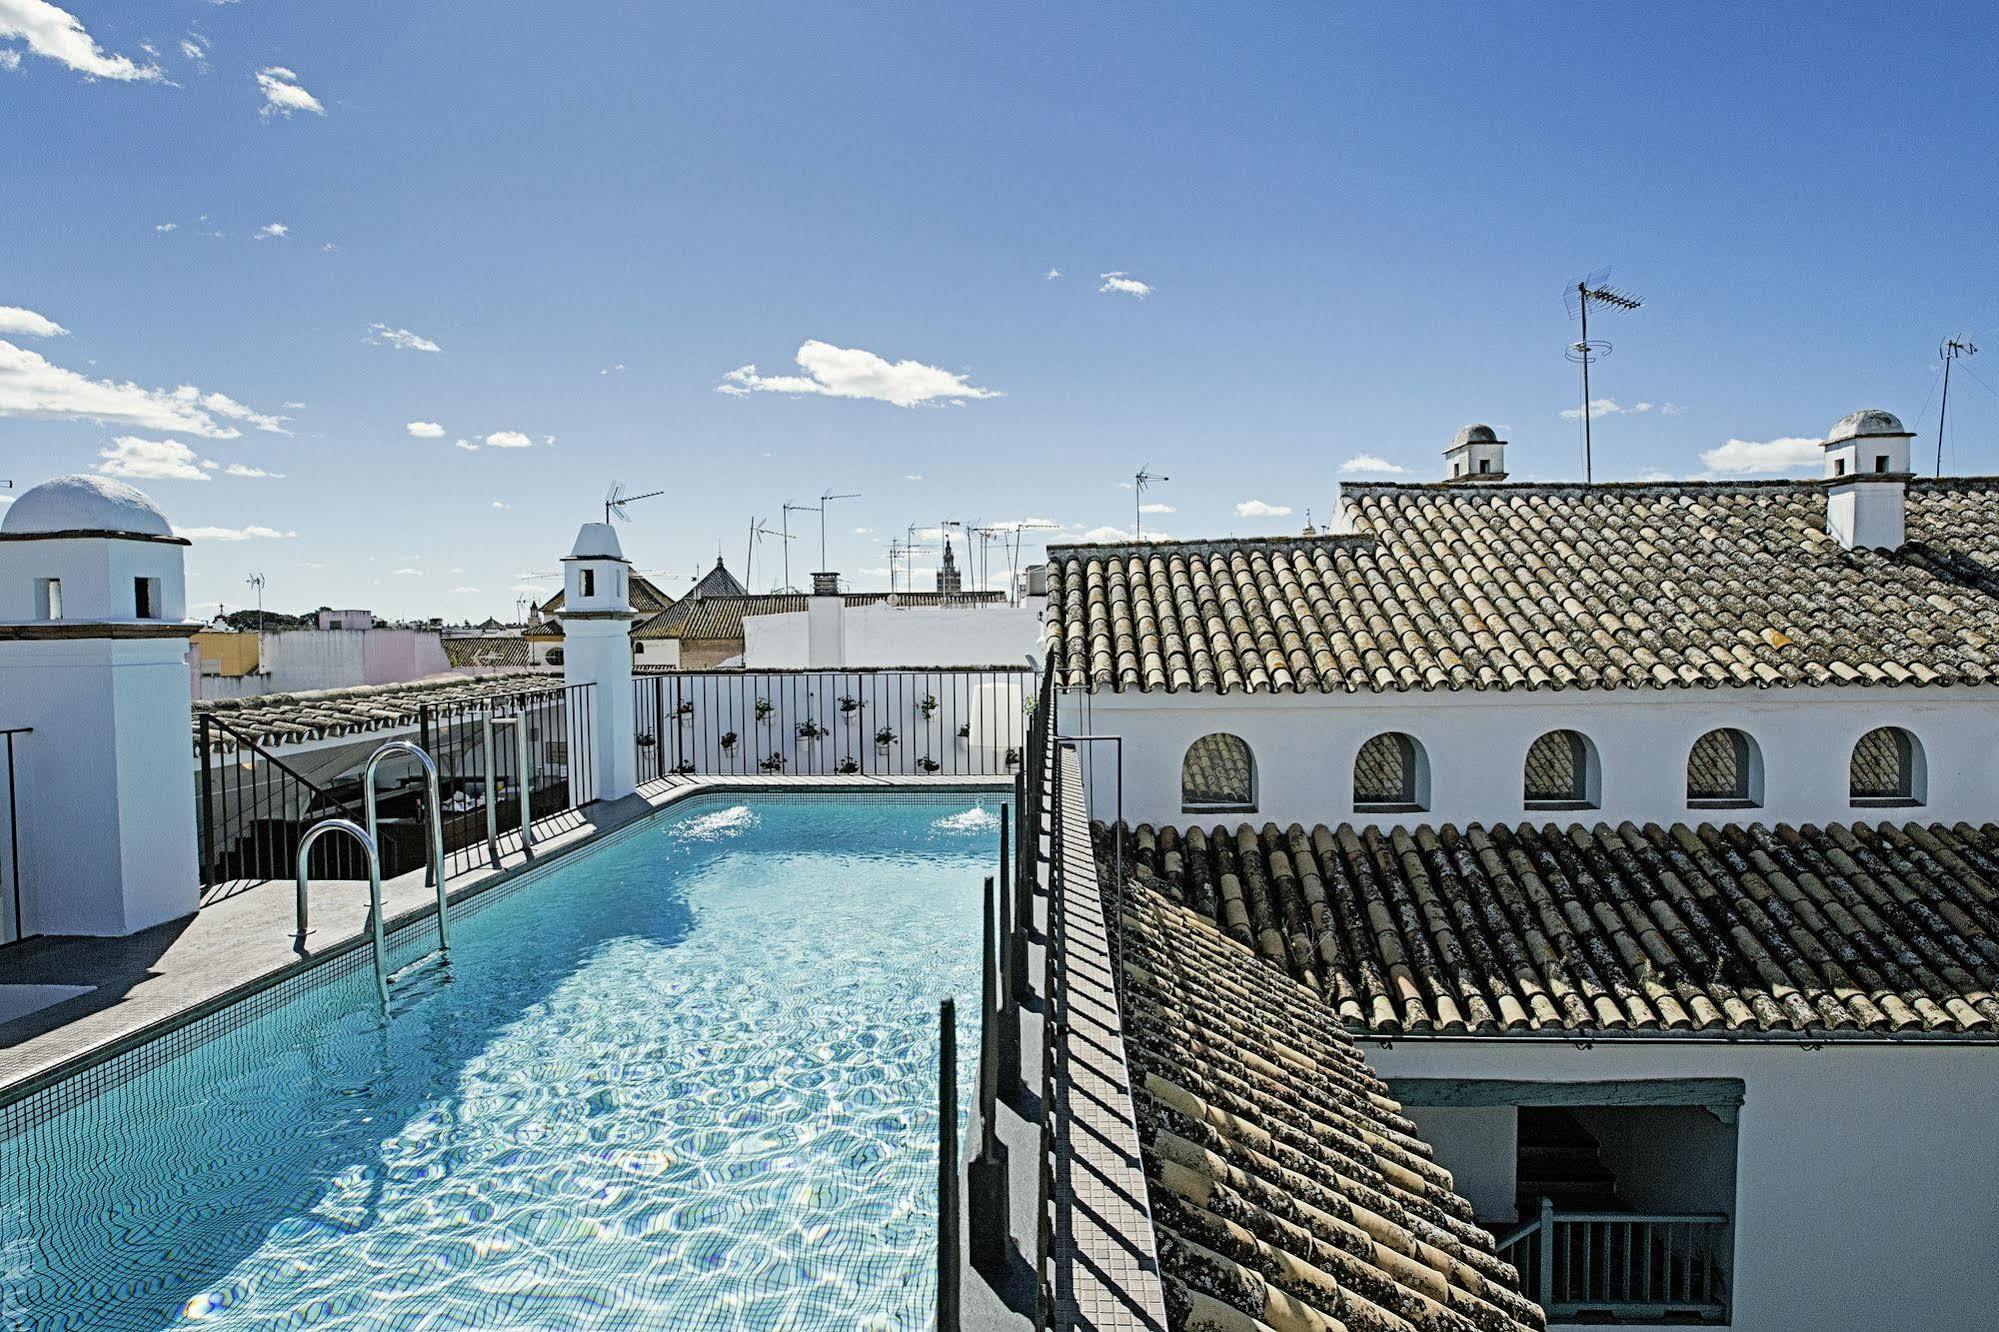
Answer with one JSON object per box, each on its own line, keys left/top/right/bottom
{"left": 1495, "top": 1197, "right": 1730, "bottom": 1323}
{"left": 360, "top": 741, "right": 450, "bottom": 959}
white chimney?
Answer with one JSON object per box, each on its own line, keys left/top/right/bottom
{"left": 1443, "top": 424, "right": 1508, "bottom": 483}
{"left": 560, "top": 521, "right": 638, "bottom": 799}
{"left": 1822, "top": 409, "right": 1913, "bottom": 550}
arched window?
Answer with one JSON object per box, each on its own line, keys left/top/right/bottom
{"left": 545, "top": 646, "right": 564, "bottom": 666}
{"left": 1182, "top": 734, "right": 1255, "bottom": 812}
{"left": 1688, "top": 728, "right": 1762, "bottom": 807}
{"left": 1354, "top": 732, "right": 1427, "bottom": 812}
{"left": 1851, "top": 727, "right": 1924, "bottom": 806}
{"left": 1524, "top": 729, "right": 1598, "bottom": 809}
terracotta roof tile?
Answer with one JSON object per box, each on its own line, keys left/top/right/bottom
{"left": 1108, "top": 816, "right": 1999, "bottom": 1038}
{"left": 1048, "top": 479, "right": 1999, "bottom": 694}
{"left": 1118, "top": 879, "right": 1545, "bottom": 1331}
{"left": 194, "top": 673, "right": 564, "bottom": 751}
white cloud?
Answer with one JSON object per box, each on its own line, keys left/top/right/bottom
{"left": 1697, "top": 436, "right": 1823, "bottom": 476}
{"left": 717, "top": 340, "right": 1001, "bottom": 408}
{"left": 454, "top": 439, "right": 479, "bottom": 452}
{"left": 253, "top": 222, "right": 288, "bottom": 240}
{"left": 96, "top": 436, "right": 208, "bottom": 481}
{"left": 177, "top": 388, "right": 290, "bottom": 435}
{"left": 600, "top": 363, "right": 626, "bottom": 375}
{"left": 1559, "top": 399, "right": 1685, "bottom": 422}
{"left": 0, "top": 48, "right": 17, "bottom": 70}
{"left": 1235, "top": 500, "right": 1293, "bottom": 518}
{"left": 484, "top": 430, "right": 532, "bottom": 449}
{"left": 176, "top": 524, "right": 296, "bottom": 542}
{"left": 255, "top": 65, "right": 323, "bottom": 118}
{"left": 320, "top": 241, "right": 338, "bottom": 253}
{"left": 490, "top": 500, "right": 507, "bottom": 509}
{"left": 405, "top": 420, "right": 444, "bottom": 438}
{"left": 0, "top": 306, "right": 66, "bottom": 338}
{"left": 1139, "top": 502, "right": 1175, "bottom": 515}
{"left": 450, "top": 586, "right": 479, "bottom": 594}
{"left": 394, "top": 567, "right": 421, "bottom": 576}
{"left": 0, "top": 0, "right": 163, "bottom": 81}
{"left": 853, "top": 526, "right": 872, "bottom": 535}
{"left": 222, "top": 463, "right": 282, "bottom": 478}
{"left": 1044, "top": 267, "right": 1061, "bottom": 280}
{"left": 542, "top": 434, "right": 556, "bottom": 446}
{"left": 1098, "top": 271, "right": 1152, "bottom": 299}
{"left": 178, "top": 36, "right": 204, "bottom": 64}
{"left": 1080, "top": 525, "right": 1131, "bottom": 542}
{"left": 0, "top": 339, "right": 286, "bottom": 437}
{"left": 366, "top": 323, "right": 440, "bottom": 353}
{"left": 1339, "top": 453, "right": 1408, "bottom": 475}
{"left": 154, "top": 221, "right": 177, "bottom": 233}
{"left": 904, "top": 473, "right": 923, "bottom": 481}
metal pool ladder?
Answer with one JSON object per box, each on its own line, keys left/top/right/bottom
{"left": 361, "top": 740, "right": 451, "bottom": 959}
{"left": 294, "top": 819, "right": 392, "bottom": 1014}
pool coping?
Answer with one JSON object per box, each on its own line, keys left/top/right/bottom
{"left": 0, "top": 775, "right": 1009, "bottom": 1119}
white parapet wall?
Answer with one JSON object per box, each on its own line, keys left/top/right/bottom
{"left": 743, "top": 600, "right": 1043, "bottom": 669}
{"left": 1057, "top": 681, "right": 1999, "bottom": 830}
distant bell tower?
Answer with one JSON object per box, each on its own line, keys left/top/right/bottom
{"left": 0, "top": 475, "right": 200, "bottom": 937}
{"left": 937, "top": 535, "right": 962, "bottom": 595}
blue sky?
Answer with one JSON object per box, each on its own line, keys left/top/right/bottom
{"left": 4, "top": 4, "right": 1998, "bottom": 620}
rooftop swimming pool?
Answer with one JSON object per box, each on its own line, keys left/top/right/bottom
{"left": 2, "top": 792, "right": 1001, "bottom": 1330}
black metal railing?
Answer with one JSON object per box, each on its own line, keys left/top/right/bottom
{"left": 632, "top": 667, "right": 1032, "bottom": 782}
{"left": 195, "top": 683, "right": 596, "bottom": 891}
{"left": 1, "top": 726, "right": 30, "bottom": 946}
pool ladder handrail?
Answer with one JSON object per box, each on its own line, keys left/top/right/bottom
{"left": 294, "top": 818, "right": 391, "bottom": 1014}
{"left": 360, "top": 740, "right": 451, "bottom": 959}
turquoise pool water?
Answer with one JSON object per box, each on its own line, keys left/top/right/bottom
{"left": 2, "top": 794, "right": 1001, "bottom": 1330}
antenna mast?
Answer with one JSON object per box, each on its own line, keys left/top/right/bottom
{"left": 1565, "top": 270, "right": 1643, "bottom": 483}
{"left": 603, "top": 482, "right": 669, "bottom": 527}
{"left": 1937, "top": 335, "right": 1979, "bottom": 477}
{"left": 1134, "top": 466, "right": 1169, "bottom": 538}
{"left": 780, "top": 501, "right": 819, "bottom": 592}
{"left": 817, "top": 488, "right": 860, "bottom": 573}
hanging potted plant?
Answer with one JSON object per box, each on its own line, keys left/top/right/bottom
{"left": 755, "top": 698, "right": 774, "bottom": 726}
{"left": 956, "top": 721, "right": 971, "bottom": 747}
{"left": 1004, "top": 746, "right": 1022, "bottom": 770}
{"left": 758, "top": 752, "right": 785, "bottom": 773}
{"left": 874, "top": 725, "right": 898, "bottom": 753}
{"left": 719, "top": 730, "right": 739, "bottom": 754}
{"left": 916, "top": 755, "right": 942, "bottom": 774}
{"left": 672, "top": 760, "right": 697, "bottom": 775}
{"left": 838, "top": 694, "right": 864, "bottom": 722}
{"left": 636, "top": 731, "right": 657, "bottom": 749}
{"left": 917, "top": 693, "right": 939, "bottom": 720}
{"left": 837, "top": 756, "right": 860, "bottom": 775}
{"left": 796, "top": 719, "right": 826, "bottom": 744}
{"left": 674, "top": 699, "right": 695, "bottom": 724}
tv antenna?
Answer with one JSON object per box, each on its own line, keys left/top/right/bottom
{"left": 1134, "top": 466, "right": 1169, "bottom": 539}
{"left": 745, "top": 515, "right": 790, "bottom": 592}
{"left": 1937, "top": 335, "right": 1979, "bottom": 477}
{"left": 1565, "top": 270, "right": 1643, "bottom": 482}
{"left": 605, "top": 481, "right": 668, "bottom": 526}
{"left": 244, "top": 572, "right": 266, "bottom": 639}
{"left": 779, "top": 501, "right": 820, "bottom": 592}
{"left": 816, "top": 488, "right": 860, "bottom": 573}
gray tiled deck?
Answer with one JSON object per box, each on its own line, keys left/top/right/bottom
{"left": 0, "top": 773, "right": 1000, "bottom": 1103}
{"left": 960, "top": 745, "right": 1167, "bottom": 1330}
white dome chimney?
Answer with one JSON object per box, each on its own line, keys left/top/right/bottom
{"left": 1443, "top": 424, "right": 1507, "bottom": 483}
{"left": 1822, "top": 409, "right": 1913, "bottom": 550}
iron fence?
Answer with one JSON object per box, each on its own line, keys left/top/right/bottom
{"left": 1, "top": 727, "right": 29, "bottom": 946}
{"left": 196, "top": 683, "right": 596, "bottom": 891}
{"left": 633, "top": 667, "right": 1033, "bottom": 782}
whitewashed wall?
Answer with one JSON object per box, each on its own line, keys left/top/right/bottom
{"left": 1372, "top": 1040, "right": 1999, "bottom": 1332}
{"left": 1057, "top": 683, "right": 1999, "bottom": 829}
{"left": 193, "top": 628, "right": 450, "bottom": 699}
{"left": 743, "top": 600, "right": 1042, "bottom": 668}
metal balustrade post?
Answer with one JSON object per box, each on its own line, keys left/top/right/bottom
{"left": 483, "top": 714, "right": 504, "bottom": 868}
{"left": 937, "top": 995, "right": 961, "bottom": 1332}
{"left": 517, "top": 710, "right": 535, "bottom": 857}
{"left": 968, "top": 874, "right": 1011, "bottom": 1273}
{"left": 198, "top": 715, "right": 216, "bottom": 883}
{"left": 1538, "top": 1196, "right": 1555, "bottom": 1313}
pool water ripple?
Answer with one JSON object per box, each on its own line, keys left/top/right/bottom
{"left": 2, "top": 797, "right": 998, "bottom": 1331}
